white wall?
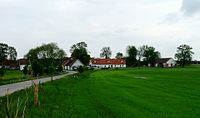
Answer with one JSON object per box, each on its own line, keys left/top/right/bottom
{"left": 72, "top": 60, "right": 84, "bottom": 68}
{"left": 90, "top": 64, "right": 126, "bottom": 68}
{"left": 66, "top": 60, "right": 84, "bottom": 70}
{"left": 20, "top": 65, "right": 25, "bottom": 70}
{"left": 166, "top": 59, "right": 176, "bottom": 67}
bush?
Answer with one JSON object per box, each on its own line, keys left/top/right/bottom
{"left": 23, "top": 65, "right": 28, "bottom": 75}
{"left": 49, "top": 66, "right": 55, "bottom": 76}
{"left": 77, "top": 66, "right": 84, "bottom": 73}
{"left": 0, "top": 68, "right": 5, "bottom": 78}
{"left": 57, "top": 65, "right": 63, "bottom": 72}
{"left": 31, "top": 60, "right": 43, "bottom": 77}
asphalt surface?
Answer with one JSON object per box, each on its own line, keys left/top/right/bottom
{"left": 0, "top": 71, "right": 77, "bottom": 97}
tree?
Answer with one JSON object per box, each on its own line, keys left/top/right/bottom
{"left": 126, "top": 46, "right": 138, "bottom": 67}
{"left": 23, "top": 65, "right": 28, "bottom": 76}
{"left": 0, "top": 43, "right": 8, "bottom": 65}
{"left": 0, "top": 68, "right": 4, "bottom": 79}
{"left": 137, "top": 45, "right": 148, "bottom": 66}
{"left": 49, "top": 66, "right": 55, "bottom": 81}
{"left": 25, "top": 42, "right": 66, "bottom": 76}
{"left": 143, "top": 46, "right": 160, "bottom": 67}
{"left": 115, "top": 52, "right": 123, "bottom": 59}
{"left": 0, "top": 43, "right": 17, "bottom": 78}
{"left": 175, "top": 44, "right": 194, "bottom": 67}
{"left": 100, "top": 47, "right": 112, "bottom": 59}
{"left": 70, "top": 42, "right": 87, "bottom": 53}
{"left": 7, "top": 46, "right": 17, "bottom": 60}
{"left": 70, "top": 42, "right": 90, "bottom": 65}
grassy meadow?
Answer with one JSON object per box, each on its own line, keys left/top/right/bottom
{"left": 0, "top": 70, "right": 66, "bottom": 85}
{"left": 0, "top": 70, "right": 28, "bottom": 85}
{"left": 1, "top": 67, "right": 200, "bottom": 117}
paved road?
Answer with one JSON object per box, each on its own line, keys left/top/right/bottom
{"left": 0, "top": 71, "right": 77, "bottom": 97}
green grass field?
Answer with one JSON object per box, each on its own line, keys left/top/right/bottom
{"left": 0, "top": 70, "right": 66, "bottom": 85}
{"left": 0, "top": 70, "right": 28, "bottom": 85}
{"left": 1, "top": 67, "right": 200, "bottom": 117}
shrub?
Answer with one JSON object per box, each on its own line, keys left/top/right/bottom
{"left": 57, "top": 65, "right": 63, "bottom": 72}
{"left": 23, "top": 65, "right": 28, "bottom": 75}
{"left": 77, "top": 66, "right": 84, "bottom": 73}
{"left": 0, "top": 68, "right": 5, "bottom": 78}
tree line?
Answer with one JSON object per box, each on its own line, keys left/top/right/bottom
{"left": 100, "top": 44, "right": 194, "bottom": 67}
{"left": 0, "top": 42, "right": 195, "bottom": 78}
{"left": 0, "top": 43, "right": 17, "bottom": 78}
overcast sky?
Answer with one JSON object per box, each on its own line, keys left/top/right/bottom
{"left": 0, "top": 0, "right": 200, "bottom": 60}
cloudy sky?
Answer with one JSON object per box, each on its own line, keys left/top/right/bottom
{"left": 0, "top": 0, "right": 200, "bottom": 60}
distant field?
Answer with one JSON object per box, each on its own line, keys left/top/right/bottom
{"left": 1, "top": 67, "right": 200, "bottom": 117}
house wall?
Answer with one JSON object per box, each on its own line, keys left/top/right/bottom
{"left": 66, "top": 60, "right": 84, "bottom": 70}
{"left": 90, "top": 64, "right": 126, "bottom": 69}
{"left": 166, "top": 59, "right": 176, "bottom": 67}
{"left": 20, "top": 65, "right": 26, "bottom": 70}
{"left": 155, "top": 59, "right": 176, "bottom": 68}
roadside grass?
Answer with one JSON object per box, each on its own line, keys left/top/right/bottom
{"left": 0, "top": 70, "right": 67, "bottom": 85}
{"left": 1, "top": 67, "right": 200, "bottom": 117}
{"left": 0, "top": 70, "right": 28, "bottom": 85}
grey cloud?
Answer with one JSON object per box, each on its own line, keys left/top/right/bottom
{"left": 181, "top": 0, "right": 200, "bottom": 15}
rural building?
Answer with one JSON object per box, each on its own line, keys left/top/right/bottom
{"left": 0, "top": 60, "right": 19, "bottom": 70}
{"left": 90, "top": 58, "right": 126, "bottom": 69}
{"left": 18, "top": 59, "right": 30, "bottom": 70}
{"left": 62, "top": 59, "right": 84, "bottom": 70}
{"left": 155, "top": 58, "right": 176, "bottom": 68}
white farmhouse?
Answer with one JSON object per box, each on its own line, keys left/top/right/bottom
{"left": 155, "top": 58, "right": 176, "bottom": 68}
{"left": 90, "top": 58, "right": 126, "bottom": 69}
{"left": 62, "top": 59, "right": 84, "bottom": 70}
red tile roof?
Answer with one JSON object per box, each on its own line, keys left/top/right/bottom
{"left": 91, "top": 58, "right": 126, "bottom": 65}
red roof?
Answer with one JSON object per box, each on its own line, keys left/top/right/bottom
{"left": 91, "top": 58, "right": 126, "bottom": 65}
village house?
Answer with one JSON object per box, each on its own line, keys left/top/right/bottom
{"left": 18, "top": 59, "right": 30, "bottom": 70}
{"left": 90, "top": 58, "right": 126, "bottom": 69}
{"left": 62, "top": 58, "right": 84, "bottom": 70}
{"left": 0, "top": 60, "right": 19, "bottom": 70}
{"left": 155, "top": 58, "right": 176, "bottom": 68}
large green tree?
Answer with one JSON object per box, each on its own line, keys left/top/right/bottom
{"left": 8, "top": 46, "right": 17, "bottom": 60}
{"left": 143, "top": 46, "right": 160, "bottom": 67}
{"left": 70, "top": 42, "right": 90, "bottom": 65}
{"left": 26, "top": 42, "right": 66, "bottom": 76}
{"left": 137, "top": 45, "right": 148, "bottom": 66}
{"left": 126, "top": 46, "right": 138, "bottom": 67}
{"left": 100, "top": 47, "right": 112, "bottom": 59}
{"left": 0, "top": 43, "right": 17, "bottom": 78}
{"left": 0, "top": 43, "right": 8, "bottom": 65}
{"left": 175, "top": 44, "right": 194, "bottom": 67}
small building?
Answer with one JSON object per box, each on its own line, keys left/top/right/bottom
{"left": 62, "top": 59, "right": 84, "bottom": 70}
{"left": 90, "top": 58, "right": 126, "bottom": 69}
{"left": 18, "top": 59, "right": 30, "bottom": 70}
{"left": 0, "top": 60, "right": 19, "bottom": 70}
{"left": 155, "top": 58, "right": 176, "bottom": 68}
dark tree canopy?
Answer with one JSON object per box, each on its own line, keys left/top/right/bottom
{"left": 26, "top": 43, "right": 66, "bottom": 60}
{"left": 8, "top": 46, "right": 17, "bottom": 60}
{"left": 70, "top": 42, "right": 90, "bottom": 65}
{"left": 0, "top": 43, "right": 17, "bottom": 66}
{"left": 137, "top": 45, "right": 148, "bottom": 66}
{"left": 25, "top": 42, "right": 66, "bottom": 76}
{"left": 70, "top": 42, "right": 87, "bottom": 53}
{"left": 126, "top": 46, "right": 138, "bottom": 67}
{"left": 175, "top": 44, "right": 194, "bottom": 67}
{"left": 143, "top": 46, "right": 160, "bottom": 67}
{"left": 100, "top": 47, "right": 112, "bottom": 59}
{"left": 115, "top": 52, "right": 123, "bottom": 59}
{"left": 0, "top": 43, "right": 8, "bottom": 63}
